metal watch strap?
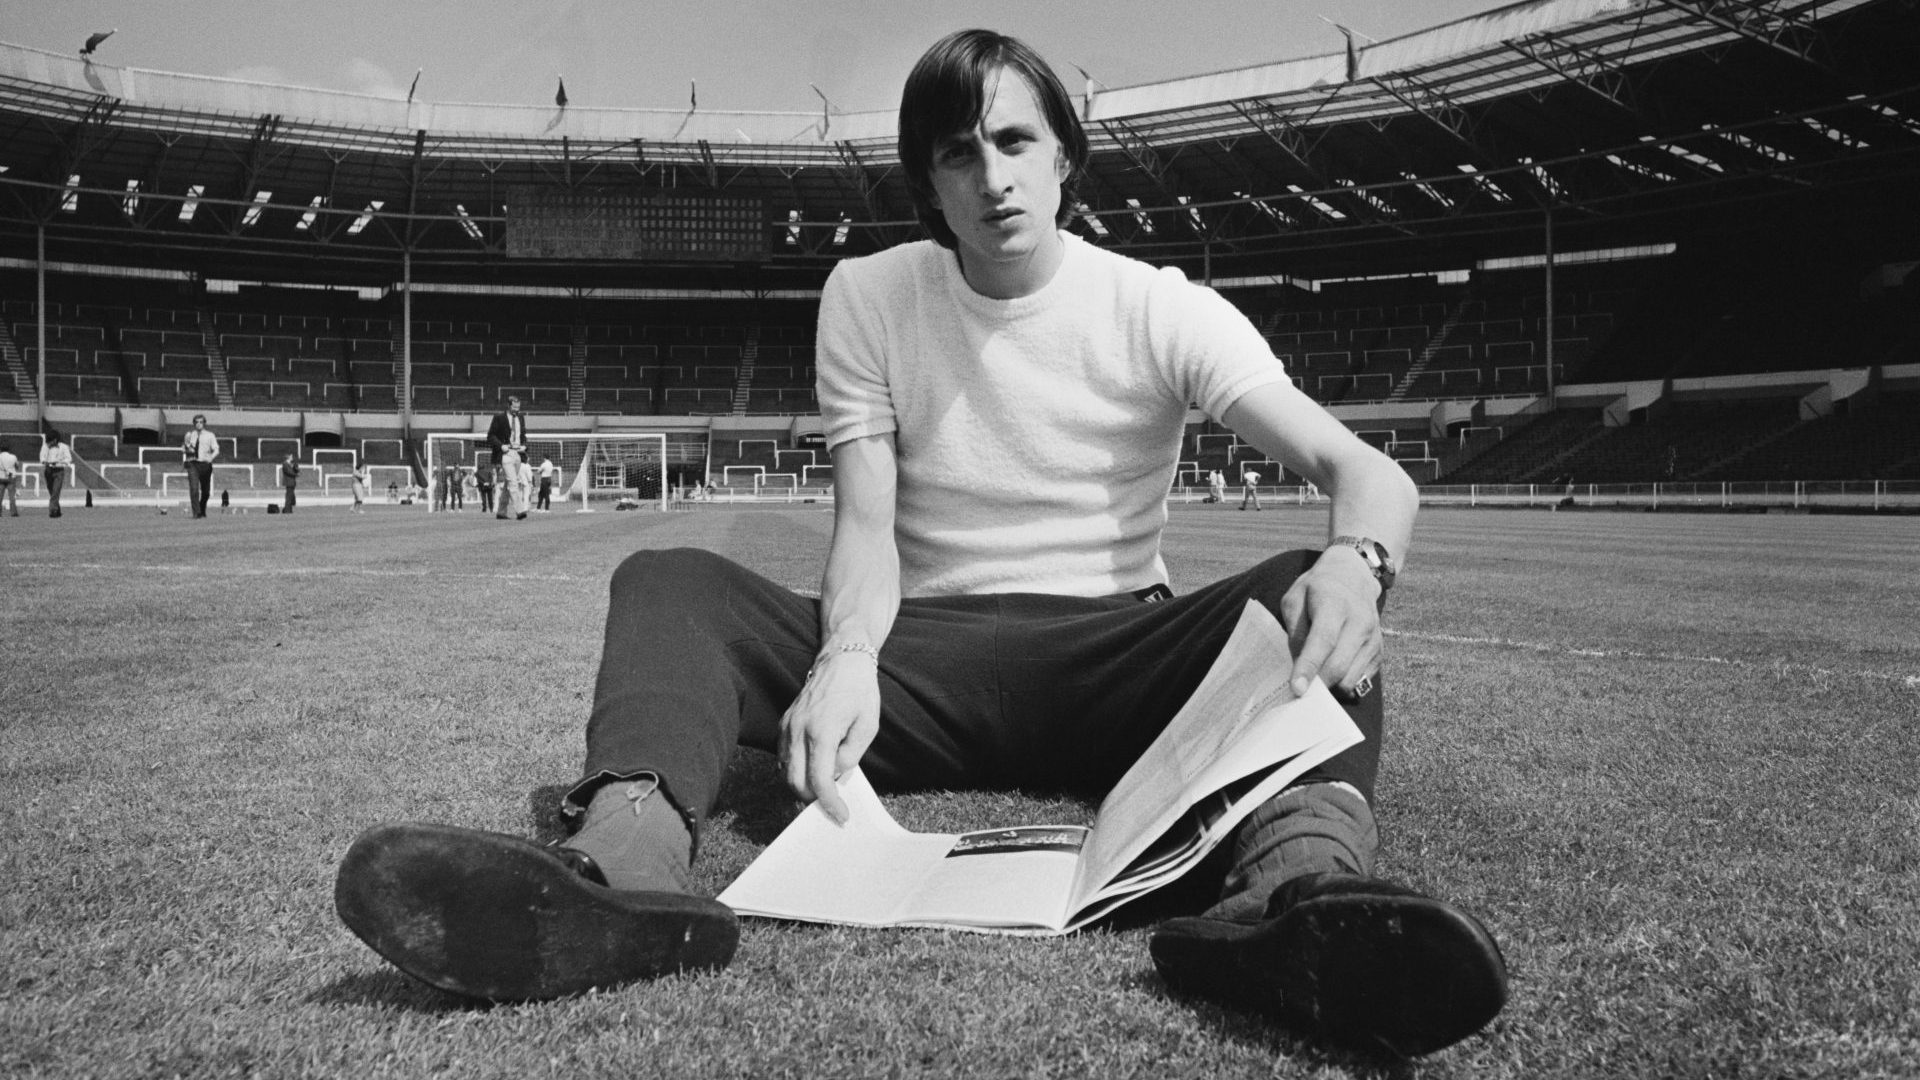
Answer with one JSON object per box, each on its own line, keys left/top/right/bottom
{"left": 1328, "top": 535, "right": 1395, "bottom": 591}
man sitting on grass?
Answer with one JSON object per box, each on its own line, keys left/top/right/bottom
{"left": 336, "top": 29, "right": 1507, "bottom": 1059}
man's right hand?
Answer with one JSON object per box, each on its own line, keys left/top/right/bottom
{"left": 778, "top": 651, "right": 881, "bottom": 825}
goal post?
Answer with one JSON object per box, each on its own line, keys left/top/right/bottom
{"left": 423, "top": 432, "right": 669, "bottom": 512}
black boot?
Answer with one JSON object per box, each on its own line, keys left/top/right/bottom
{"left": 335, "top": 822, "right": 738, "bottom": 1001}
{"left": 1150, "top": 871, "right": 1507, "bottom": 1057}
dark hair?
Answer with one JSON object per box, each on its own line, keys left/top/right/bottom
{"left": 898, "top": 29, "right": 1089, "bottom": 250}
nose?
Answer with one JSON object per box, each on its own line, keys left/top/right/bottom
{"left": 977, "top": 147, "right": 1013, "bottom": 198}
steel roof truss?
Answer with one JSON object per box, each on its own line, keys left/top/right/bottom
{"left": 39, "top": 96, "right": 122, "bottom": 222}
{"left": 1654, "top": 0, "right": 1846, "bottom": 84}
{"left": 1505, "top": 33, "right": 1639, "bottom": 113}
{"left": 1228, "top": 102, "right": 1383, "bottom": 225}
{"left": 834, "top": 141, "right": 901, "bottom": 249}
{"left": 213, "top": 113, "right": 289, "bottom": 237}
{"left": 1097, "top": 117, "right": 1212, "bottom": 239}
{"left": 1372, "top": 70, "right": 1557, "bottom": 209}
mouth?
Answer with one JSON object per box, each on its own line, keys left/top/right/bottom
{"left": 983, "top": 207, "right": 1023, "bottom": 224}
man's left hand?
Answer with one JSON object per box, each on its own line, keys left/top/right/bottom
{"left": 1279, "top": 547, "right": 1382, "bottom": 699}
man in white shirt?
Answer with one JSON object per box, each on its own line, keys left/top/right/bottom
{"left": 536, "top": 458, "right": 556, "bottom": 511}
{"left": 40, "top": 430, "right": 73, "bottom": 518}
{"left": 337, "top": 29, "right": 1505, "bottom": 1059}
{"left": 1241, "top": 467, "right": 1264, "bottom": 511}
{"left": 0, "top": 445, "right": 19, "bottom": 516}
{"left": 181, "top": 414, "right": 219, "bottom": 519}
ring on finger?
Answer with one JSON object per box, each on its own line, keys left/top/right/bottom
{"left": 1352, "top": 674, "right": 1374, "bottom": 698}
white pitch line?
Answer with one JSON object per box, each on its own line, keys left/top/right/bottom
{"left": 1384, "top": 627, "right": 1920, "bottom": 689}
{"left": 4, "top": 562, "right": 584, "bottom": 583}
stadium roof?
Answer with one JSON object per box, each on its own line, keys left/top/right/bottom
{"left": 1, "top": 0, "right": 1917, "bottom": 290}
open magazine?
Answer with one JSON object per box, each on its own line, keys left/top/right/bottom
{"left": 716, "top": 599, "right": 1364, "bottom": 935}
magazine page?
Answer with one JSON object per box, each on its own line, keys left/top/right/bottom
{"left": 1064, "top": 600, "right": 1362, "bottom": 914}
{"left": 717, "top": 769, "right": 1086, "bottom": 931}
{"left": 888, "top": 824, "right": 1087, "bottom": 931}
{"left": 716, "top": 769, "right": 956, "bottom": 928}
{"left": 1063, "top": 710, "right": 1362, "bottom": 929}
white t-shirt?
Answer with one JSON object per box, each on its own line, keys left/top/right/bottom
{"left": 0, "top": 449, "right": 17, "bottom": 480}
{"left": 817, "top": 233, "right": 1288, "bottom": 597}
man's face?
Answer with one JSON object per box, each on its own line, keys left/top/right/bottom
{"left": 508, "top": 399, "right": 521, "bottom": 415}
{"left": 928, "top": 67, "right": 1067, "bottom": 299}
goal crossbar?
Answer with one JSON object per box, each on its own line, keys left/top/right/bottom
{"left": 423, "top": 432, "right": 669, "bottom": 513}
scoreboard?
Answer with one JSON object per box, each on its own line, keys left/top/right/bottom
{"left": 506, "top": 187, "right": 767, "bottom": 261}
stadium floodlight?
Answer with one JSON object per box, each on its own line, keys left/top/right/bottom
{"left": 61, "top": 174, "right": 80, "bottom": 213}
{"left": 178, "top": 184, "right": 204, "bottom": 222}
{"left": 243, "top": 190, "right": 273, "bottom": 227}
{"left": 1801, "top": 116, "right": 1868, "bottom": 150}
{"left": 122, "top": 179, "right": 141, "bottom": 217}
{"left": 455, "top": 204, "right": 484, "bottom": 241}
{"left": 1453, "top": 165, "right": 1511, "bottom": 203}
{"left": 424, "top": 432, "right": 669, "bottom": 513}
{"left": 1126, "top": 198, "right": 1155, "bottom": 234}
{"left": 1074, "top": 202, "right": 1109, "bottom": 237}
{"left": 347, "top": 201, "right": 383, "bottom": 235}
{"left": 1285, "top": 184, "right": 1347, "bottom": 221}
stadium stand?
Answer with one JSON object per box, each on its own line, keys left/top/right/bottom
{"left": 2, "top": 2, "right": 1916, "bottom": 505}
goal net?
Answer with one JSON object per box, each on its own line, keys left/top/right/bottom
{"left": 424, "top": 432, "right": 669, "bottom": 512}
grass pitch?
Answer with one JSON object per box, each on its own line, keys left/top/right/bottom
{"left": 2, "top": 502, "right": 1916, "bottom": 1079}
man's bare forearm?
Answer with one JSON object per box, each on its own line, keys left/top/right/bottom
{"left": 817, "top": 434, "right": 901, "bottom": 656}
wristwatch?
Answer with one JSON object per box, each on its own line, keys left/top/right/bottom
{"left": 1328, "top": 535, "right": 1397, "bottom": 593}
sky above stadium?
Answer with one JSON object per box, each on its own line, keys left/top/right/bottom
{"left": 10, "top": 0, "right": 1516, "bottom": 114}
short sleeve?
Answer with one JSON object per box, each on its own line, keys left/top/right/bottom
{"left": 1145, "top": 268, "right": 1291, "bottom": 421}
{"left": 816, "top": 262, "right": 898, "bottom": 451}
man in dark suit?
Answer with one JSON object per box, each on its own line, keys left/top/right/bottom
{"left": 487, "top": 396, "right": 528, "bottom": 520}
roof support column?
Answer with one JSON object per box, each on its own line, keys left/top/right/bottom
{"left": 401, "top": 248, "right": 412, "bottom": 441}
{"left": 36, "top": 223, "right": 47, "bottom": 422}
{"left": 1544, "top": 207, "right": 1556, "bottom": 399}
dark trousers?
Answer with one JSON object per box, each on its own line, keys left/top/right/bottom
{"left": 570, "top": 548, "right": 1382, "bottom": 842}
{"left": 186, "top": 461, "right": 214, "bottom": 517}
{"left": 283, "top": 485, "right": 296, "bottom": 513}
{"left": 45, "top": 467, "right": 65, "bottom": 516}
{"left": 538, "top": 478, "right": 552, "bottom": 510}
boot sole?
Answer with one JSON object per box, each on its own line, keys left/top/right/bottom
{"left": 1152, "top": 892, "right": 1507, "bottom": 1057}
{"left": 335, "top": 822, "right": 738, "bottom": 1001}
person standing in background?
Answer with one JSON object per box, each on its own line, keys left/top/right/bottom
{"left": 488, "top": 396, "right": 529, "bottom": 521}
{"left": 0, "top": 444, "right": 19, "bottom": 517}
{"left": 280, "top": 454, "right": 301, "bottom": 514}
{"left": 350, "top": 462, "right": 371, "bottom": 513}
{"left": 41, "top": 430, "right": 72, "bottom": 518}
{"left": 181, "top": 415, "right": 219, "bottom": 519}
{"left": 537, "top": 458, "right": 556, "bottom": 512}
